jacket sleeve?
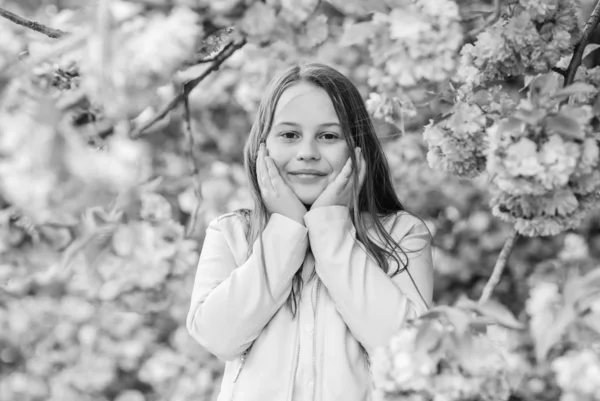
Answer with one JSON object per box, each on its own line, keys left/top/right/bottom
{"left": 303, "top": 206, "right": 433, "bottom": 353}
{"left": 186, "top": 213, "right": 309, "bottom": 361}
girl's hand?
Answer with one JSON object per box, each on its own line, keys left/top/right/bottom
{"left": 257, "top": 143, "right": 307, "bottom": 225}
{"left": 311, "top": 147, "right": 366, "bottom": 210}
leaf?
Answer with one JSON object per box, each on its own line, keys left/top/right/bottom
{"left": 60, "top": 224, "right": 116, "bottom": 273}
{"left": 82, "top": 227, "right": 117, "bottom": 267}
{"left": 545, "top": 114, "right": 584, "bottom": 140}
{"left": 459, "top": 299, "right": 524, "bottom": 330}
{"left": 419, "top": 308, "right": 445, "bottom": 320}
{"left": 552, "top": 82, "right": 597, "bottom": 99}
{"left": 535, "top": 306, "right": 577, "bottom": 362}
{"left": 583, "top": 44, "right": 600, "bottom": 60}
{"left": 82, "top": 206, "right": 123, "bottom": 231}
{"left": 339, "top": 21, "right": 380, "bottom": 46}
{"left": 513, "top": 109, "right": 546, "bottom": 125}
{"left": 529, "top": 73, "right": 559, "bottom": 103}
{"left": 470, "top": 90, "right": 492, "bottom": 107}
{"left": 393, "top": 94, "right": 418, "bottom": 118}
{"left": 454, "top": 333, "right": 476, "bottom": 366}
{"left": 477, "top": 300, "right": 524, "bottom": 329}
{"left": 521, "top": 74, "right": 538, "bottom": 91}
{"left": 497, "top": 117, "right": 526, "bottom": 135}
{"left": 564, "top": 268, "right": 600, "bottom": 310}
{"left": 440, "top": 306, "right": 472, "bottom": 335}
{"left": 414, "top": 320, "right": 442, "bottom": 354}
{"left": 327, "top": 0, "right": 387, "bottom": 16}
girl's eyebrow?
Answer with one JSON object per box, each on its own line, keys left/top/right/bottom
{"left": 273, "top": 121, "right": 341, "bottom": 128}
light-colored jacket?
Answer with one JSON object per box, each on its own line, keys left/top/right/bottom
{"left": 186, "top": 206, "right": 434, "bottom": 401}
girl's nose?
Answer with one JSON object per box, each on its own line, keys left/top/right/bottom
{"left": 296, "top": 138, "right": 320, "bottom": 161}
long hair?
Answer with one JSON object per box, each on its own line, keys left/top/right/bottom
{"left": 239, "top": 62, "right": 429, "bottom": 316}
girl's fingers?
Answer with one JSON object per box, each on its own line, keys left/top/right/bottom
{"left": 341, "top": 148, "right": 363, "bottom": 195}
{"left": 265, "top": 157, "right": 283, "bottom": 190}
{"left": 340, "top": 157, "right": 353, "bottom": 180}
{"left": 257, "top": 145, "right": 272, "bottom": 192}
{"left": 357, "top": 147, "right": 366, "bottom": 189}
{"left": 335, "top": 157, "right": 353, "bottom": 193}
{"left": 358, "top": 148, "right": 367, "bottom": 190}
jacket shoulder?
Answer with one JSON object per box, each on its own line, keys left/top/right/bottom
{"left": 207, "top": 209, "right": 251, "bottom": 266}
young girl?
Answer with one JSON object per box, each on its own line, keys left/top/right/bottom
{"left": 186, "top": 63, "right": 434, "bottom": 401}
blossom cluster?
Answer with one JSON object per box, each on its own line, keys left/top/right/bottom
{"left": 0, "top": 78, "right": 153, "bottom": 226}
{"left": 80, "top": 6, "right": 201, "bottom": 121}
{"left": 572, "top": 65, "right": 600, "bottom": 104}
{"left": 458, "top": 0, "right": 580, "bottom": 88}
{"left": 0, "top": 292, "right": 222, "bottom": 401}
{"left": 237, "top": 0, "right": 329, "bottom": 50}
{"left": 67, "top": 191, "right": 198, "bottom": 312}
{"left": 486, "top": 93, "right": 600, "bottom": 236}
{"left": 349, "top": 0, "right": 463, "bottom": 124}
{"left": 552, "top": 350, "right": 600, "bottom": 401}
{"left": 524, "top": 262, "right": 600, "bottom": 401}
{"left": 422, "top": 102, "right": 488, "bottom": 178}
{"left": 367, "top": 0, "right": 463, "bottom": 90}
{"left": 435, "top": 0, "right": 600, "bottom": 238}
{"left": 426, "top": 0, "right": 595, "bottom": 238}
{"left": 420, "top": 83, "right": 518, "bottom": 178}
{"left": 371, "top": 320, "right": 511, "bottom": 401}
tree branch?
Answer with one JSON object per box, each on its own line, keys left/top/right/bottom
{"left": 0, "top": 7, "right": 67, "bottom": 38}
{"left": 479, "top": 227, "right": 519, "bottom": 304}
{"left": 130, "top": 38, "right": 247, "bottom": 138}
{"left": 552, "top": 66, "right": 567, "bottom": 78}
{"left": 182, "top": 98, "right": 203, "bottom": 238}
{"left": 564, "top": 0, "right": 600, "bottom": 87}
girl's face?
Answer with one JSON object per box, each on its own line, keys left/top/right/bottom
{"left": 265, "top": 82, "right": 351, "bottom": 206}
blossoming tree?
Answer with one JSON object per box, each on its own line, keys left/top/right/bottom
{"left": 1, "top": 0, "right": 600, "bottom": 401}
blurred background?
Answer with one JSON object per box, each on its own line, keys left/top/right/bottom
{"left": 1, "top": 0, "right": 600, "bottom": 400}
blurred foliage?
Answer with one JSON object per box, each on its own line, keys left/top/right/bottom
{"left": 1, "top": 0, "right": 600, "bottom": 400}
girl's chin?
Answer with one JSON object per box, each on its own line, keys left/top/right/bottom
{"left": 295, "top": 192, "right": 323, "bottom": 207}
{"left": 289, "top": 184, "right": 325, "bottom": 206}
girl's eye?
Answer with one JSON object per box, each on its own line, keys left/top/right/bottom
{"left": 280, "top": 131, "right": 299, "bottom": 140}
{"left": 320, "top": 132, "right": 340, "bottom": 141}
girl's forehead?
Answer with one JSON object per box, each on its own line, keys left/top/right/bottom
{"left": 273, "top": 82, "right": 339, "bottom": 124}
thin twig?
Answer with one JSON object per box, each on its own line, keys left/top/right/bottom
{"left": 552, "top": 67, "right": 567, "bottom": 78}
{"left": 130, "top": 38, "right": 247, "bottom": 138}
{"left": 564, "top": 0, "right": 600, "bottom": 87}
{"left": 182, "top": 98, "right": 203, "bottom": 238}
{"left": 0, "top": 7, "right": 67, "bottom": 38}
{"left": 469, "top": 0, "right": 502, "bottom": 37}
{"left": 479, "top": 227, "right": 519, "bottom": 304}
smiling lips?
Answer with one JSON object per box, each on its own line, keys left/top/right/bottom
{"left": 288, "top": 169, "right": 327, "bottom": 182}
{"left": 289, "top": 169, "right": 326, "bottom": 176}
